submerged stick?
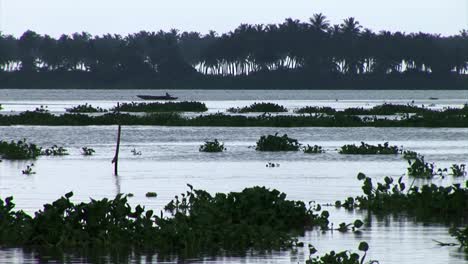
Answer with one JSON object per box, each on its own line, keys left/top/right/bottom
{"left": 112, "top": 102, "right": 121, "bottom": 176}
{"left": 112, "top": 125, "right": 121, "bottom": 176}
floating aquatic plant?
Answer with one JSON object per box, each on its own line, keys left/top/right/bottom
{"left": 256, "top": 133, "right": 300, "bottom": 151}
{"left": 41, "top": 145, "right": 69, "bottom": 156}
{"left": 306, "top": 241, "right": 377, "bottom": 264}
{"left": 303, "top": 144, "right": 324, "bottom": 154}
{"left": 402, "top": 150, "right": 418, "bottom": 160}
{"left": 21, "top": 163, "right": 35, "bottom": 175}
{"left": 295, "top": 106, "right": 336, "bottom": 115}
{"left": 450, "top": 164, "right": 466, "bottom": 177}
{"left": 339, "top": 142, "right": 399, "bottom": 155}
{"left": 81, "top": 147, "right": 96, "bottom": 156}
{"left": 227, "top": 102, "right": 288, "bottom": 113}
{"left": 145, "top": 192, "right": 157, "bottom": 198}
{"left": 0, "top": 139, "right": 41, "bottom": 160}
{"left": 450, "top": 226, "right": 468, "bottom": 253}
{"left": 66, "top": 103, "right": 107, "bottom": 113}
{"left": 112, "top": 101, "right": 208, "bottom": 112}
{"left": 199, "top": 139, "right": 226, "bottom": 152}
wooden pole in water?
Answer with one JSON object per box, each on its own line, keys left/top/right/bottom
{"left": 112, "top": 102, "right": 121, "bottom": 176}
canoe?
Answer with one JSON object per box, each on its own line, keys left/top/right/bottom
{"left": 137, "top": 95, "right": 178, "bottom": 100}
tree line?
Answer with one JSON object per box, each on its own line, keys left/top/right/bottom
{"left": 0, "top": 14, "right": 467, "bottom": 88}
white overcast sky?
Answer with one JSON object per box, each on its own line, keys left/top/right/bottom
{"left": 0, "top": 0, "right": 467, "bottom": 37}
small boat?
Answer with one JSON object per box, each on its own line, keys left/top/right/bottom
{"left": 137, "top": 93, "right": 178, "bottom": 100}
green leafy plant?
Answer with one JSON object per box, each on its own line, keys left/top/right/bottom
{"left": 81, "top": 147, "right": 96, "bottom": 156}
{"left": 403, "top": 150, "right": 418, "bottom": 160}
{"left": 227, "top": 102, "right": 287, "bottom": 113}
{"left": 303, "top": 144, "right": 324, "bottom": 154}
{"left": 306, "top": 242, "right": 377, "bottom": 264}
{"left": 0, "top": 139, "right": 41, "bottom": 160}
{"left": 340, "top": 142, "right": 399, "bottom": 155}
{"left": 41, "top": 145, "right": 69, "bottom": 156}
{"left": 66, "top": 103, "right": 107, "bottom": 113}
{"left": 450, "top": 164, "right": 466, "bottom": 177}
{"left": 256, "top": 133, "right": 300, "bottom": 151}
{"left": 336, "top": 173, "right": 468, "bottom": 221}
{"left": 21, "top": 163, "right": 35, "bottom": 175}
{"left": 113, "top": 101, "right": 207, "bottom": 112}
{"left": 199, "top": 139, "right": 226, "bottom": 152}
{"left": 295, "top": 106, "right": 336, "bottom": 115}
{"left": 407, "top": 156, "right": 435, "bottom": 178}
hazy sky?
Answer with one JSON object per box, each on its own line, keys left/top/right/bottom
{"left": 1, "top": 0, "right": 467, "bottom": 37}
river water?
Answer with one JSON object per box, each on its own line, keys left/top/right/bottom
{"left": 0, "top": 90, "right": 467, "bottom": 263}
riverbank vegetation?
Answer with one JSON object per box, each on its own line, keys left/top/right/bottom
{"left": 112, "top": 101, "right": 208, "bottom": 112}
{"left": 227, "top": 103, "right": 288, "bottom": 113}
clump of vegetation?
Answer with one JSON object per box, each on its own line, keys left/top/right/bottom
{"left": 33, "top": 105, "right": 49, "bottom": 113}
{"left": 295, "top": 106, "right": 336, "bottom": 115}
{"left": 256, "top": 133, "right": 300, "bottom": 151}
{"left": 81, "top": 147, "right": 95, "bottom": 156}
{"left": 335, "top": 219, "right": 364, "bottom": 233}
{"left": 336, "top": 173, "right": 468, "bottom": 220}
{"left": 0, "top": 186, "right": 330, "bottom": 255}
{"left": 0, "top": 104, "right": 3, "bottom": 110}
{"left": 22, "top": 163, "right": 35, "bottom": 175}
{"left": 113, "top": 101, "right": 208, "bottom": 112}
{"left": 66, "top": 103, "right": 107, "bottom": 113}
{"left": 145, "top": 192, "right": 157, "bottom": 198}
{"left": 450, "top": 227, "right": 468, "bottom": 253}
{"left": 227, "top": 102, "right": 288, "bottom": 113}
{"left": 0, "top": 139, "right": 41, "bottom": 160}
{"left": 306, "top": 242, "right": 377, "bottom": 264}
{"left": 403, "top": 150, "right": 418, "bottom": 160}
{"left": 199, "top": 139, "right": 226, "bottom": 152}
{"left": 339, "top": 142, "right": 399, "bottom": 155}
{"left": 450, "top": 164, "right": 466, "bottom": 177}
{"left": 303, "top": 144, "right": 324, "bottom": 154}
{"left": 41, "top": 145, "right": 69, "bottom": 156}
{"left": 407, "top": 156, "right": 435, "bottom": 178}
{"left": 342, "top": 103, "right": 429, "bottom": 115}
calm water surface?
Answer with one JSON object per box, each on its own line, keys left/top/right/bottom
{"left": 0, "top": 90, "right": 467, "bottom": 263}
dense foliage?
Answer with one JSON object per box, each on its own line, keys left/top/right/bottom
{"left": 112, "top": 101, "right": 208, "bottom": 112}
{"left": 199, "top": 139, "right": 226, "bottom": 152}
{"left": 0, "top": 186, "right": 330, "bottom": 255}
{"left": 295, "top": 106, "right": 336, "bottom": 115}
{"left": 0, "top": 14, "right": 467, "bottom": 89}
{"left": 339, "top": 142, "right": 399, "bottom": 154}
{"left": 336, "top": 173, "right": 468, "bottom": 220}
{"left": 65, "top": 103, "right": 107, "bottom": 113}
{"left": 0, "top": 139, "right": 41, "bottom": 159}
{"left": 256, "top": 133, "right": 300, "bottom": 151}
{"left": 227, "top": 103, "right": 288, "bottom": 113}
{"left": 0, "top": 105, "right": 468, "bottom": 127}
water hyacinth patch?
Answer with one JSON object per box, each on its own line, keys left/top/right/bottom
{"left": 0, "top": 186, "right": 330, "bottom": 256}
{"left": 199, "top": 139, "right": 226, "bottom": 152}
{"left": 81, "top": 147, "right": 96, "bottom": 156}
{"left": 295, "top": 106, "right": 336, "bottom": 115}
{"left": 41, "top": 145, "right": 69, "bottom": 156}
{"left": 306, "top": 242, "right": 377, "bottom": 264}
{"left": 0, "top": 139, "right": 41, "bottom": 160}
{"left": 336, "top": 173, "right": 468, "bottom": 221}
{"left": 256, "top": 133, "right": 300, "bottom": 151}
{"left": 450, "top": 227, "right": 468, "bottom": 253}
{"left": 112, "top": 101, "right": 208, "bottom": 112}
{"left": 339, "top": 142, "right": 399, "bottom": 155}
{"left": 450, "top": 164, "right": 466, "bottom": 177}
{"left": 227, "top": 102, "right": 288, "bottom": 113}
{"left": 66, "top": 103, "right": 107, "bottom": 113}
{"left": 303, "top": 144, "right": 324, "bottom": 154}
{"left": 403, "top": 150, "right": 418, "bottom": 160}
